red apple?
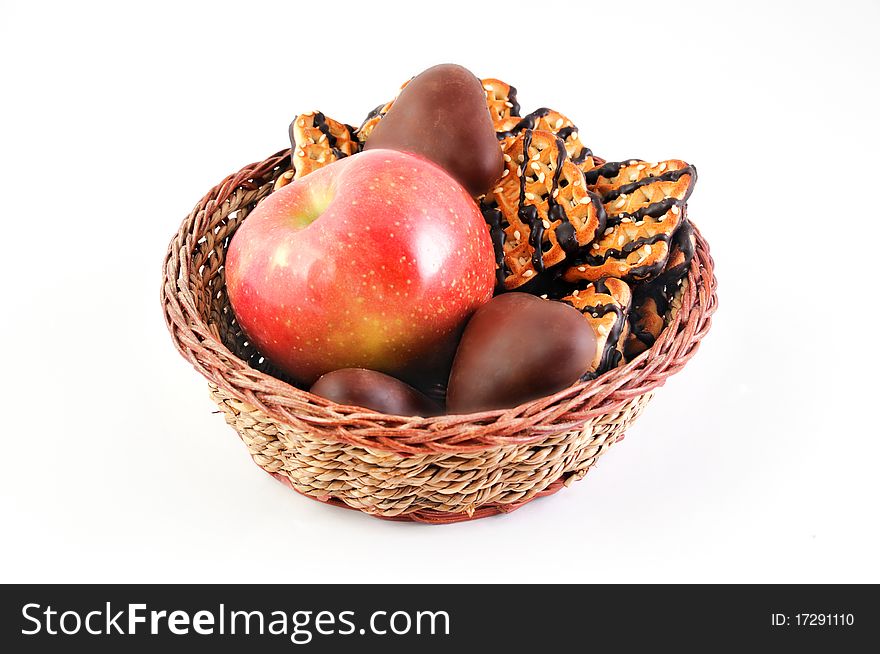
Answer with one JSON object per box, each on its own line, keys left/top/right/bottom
{"left": 225, "top": 148, "right": 496, "bottom": 387}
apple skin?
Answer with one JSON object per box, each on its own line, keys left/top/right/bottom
{"left": 225, "top": 148, "right": 497, "bottom": 388}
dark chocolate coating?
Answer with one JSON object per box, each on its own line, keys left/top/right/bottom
{"left": 446, "top": 293, "right": 597, "bottom": 414}
{"left": 364, "top": 64, "right": 504, "bottom": 197}
{"left": 310, "top": 368, "right": 442, "bottom": 417}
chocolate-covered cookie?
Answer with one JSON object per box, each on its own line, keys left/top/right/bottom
{"left": 363, "top": 64, "right": 503, "bottom": 197}
{"left": 559, "top": 277, "right": 632, "bottom": 378}
{"left": 625, "top": 220, "right": 696, "bottom": 359}
{"left": 496, "top": 107, "right": 595, "bottom": 168}
{"left": 482, "top": 129, "right": 605, "bottom": 290}
{"left": 562, "top": 159, "right": 696, "bottom": 283}
{"left": 446, "top": 293, "right": 596, "bottom": 414}
{"left": 624, "top": 293, "right": 665, "bottom": 360}
{"left": 287, "top": 111, "right": 360, "bottom": 181}
{"left": 482, "top": 78, "right": 520, "bottom": 132}
{"left": 310, "top": 368, "right": 441, "bottom": 417}
{"left": 651, "top": 218, "right": 696, "bottom": 291}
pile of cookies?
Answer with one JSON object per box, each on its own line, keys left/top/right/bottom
{"left": 276, "top": 72, "right": 697, "bottom": 382}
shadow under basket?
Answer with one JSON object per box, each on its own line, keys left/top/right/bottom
{"left": 161, "top": 148, "right": 718, "bottom": 524}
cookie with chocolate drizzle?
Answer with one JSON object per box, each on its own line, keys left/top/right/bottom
{"left": 624, "top": 292, "right": 665, "bottom": 360}
{"left": 496, "top": 107, "right": 595, "bottom": 170}
{"left": 559, "top": 277, "right": 632, "bottom": 378}
{"left": 482, "top": 129, "right": 605, "bottom": 290}
{"left": 625, "top": 219, "right": 696, "bottom": 359}
{"left": 650, "top": 215, "right": 696, "bottom": 291}
{"left": 286, "top": 111, "right": 360, "bottom": 181}
{"left": 482, "top": 78, "right": 521, "bottom": 132}
{"left": 356, "top": 102, "right": 391, "bottom": 143}
{"left": 479, "top": 78, "right": 594, "bottom": 168}
{"left": 562, "top": 159, "right": 697, "bottom": 284}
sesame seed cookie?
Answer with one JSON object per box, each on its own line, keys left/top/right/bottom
{"left": 559, "top": 277, "right": 632, "bottom": 377}
{"left": 482, "top": 129, "right": 605, "bottom": 290}
{"left": 495, "top": 107, "right": 595, "bottom": 169}
{"left": 624, "top": 220, "right": 696, "bottom": 359}
{"left": 562, "top": 159, "right": 696, "bottom": 283}
{"left": 282, "top": 111, "right": 360, "bottom": 187}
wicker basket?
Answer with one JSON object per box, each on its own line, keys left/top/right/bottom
{"left": 161, "top": 148, "right": 718, "bottom": 523}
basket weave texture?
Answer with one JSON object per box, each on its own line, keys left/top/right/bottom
{"left": 161, "top": 148, "right": 718, "bottom": 523}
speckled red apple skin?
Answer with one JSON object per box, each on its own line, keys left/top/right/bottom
{"left": 225, "top": 149, "right": 496, "bottom": 387}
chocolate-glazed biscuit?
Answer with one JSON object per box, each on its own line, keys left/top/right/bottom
{"left": 559, "top": 278, "right": 632, "bottom": 377}
{"left": 482, "top": 129, "right": 605, "bottom": 290}
{"left": 356, "top": 102, "right": 393, "bottom": 144}
{"left": 651, "top": 217, "right": 696, "bottom": 291}
{"left": 482, "top": 78, "right": 521, "bottom": 132}
{"left": 624, "top": 293, "right": 665, "bottom": 360}
{"left": 363, "top": 64, "right": 504, "bottom": 197}
{"left": 286, "top": 111, "right": 360, "bottom": 182}
{"left": 625, "top": 220, "right": 696, "bottom": 359}
{"left": 496, "top": 107, "right": 595, "bottom": 169}
{"left": 562, "top": 159, "right": 696, "bottom": 283}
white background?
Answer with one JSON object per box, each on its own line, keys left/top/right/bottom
{"left": 1, "top": 0, "right": 877, "bottom": 583}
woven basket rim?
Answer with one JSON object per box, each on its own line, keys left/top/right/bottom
{"left": 161, "top": 147, "right": 718, "bottom": 455}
